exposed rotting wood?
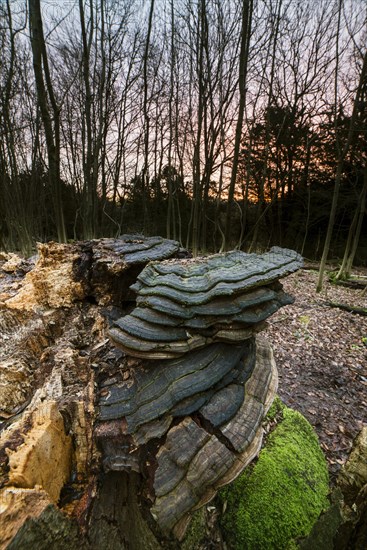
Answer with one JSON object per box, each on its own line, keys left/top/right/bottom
{"left": 5, "top": 401, "right": 73, "bottom": 503}
{"left": 0, "top": 306, "right": 65, "bottom": 420}
{"left": 1, "top": 496, "right": 88, "bottom": 550}
{"left": 0, "top": 240, "right": 299, "bottom": 547}
{"left": 88, "top": 472, "right": 161, "bottom": 550}
{"left": 1, "top": 235, "right": 185, "bottom": 313}
{"left": 0, "top": 237, "right": 191, "bottom": 548}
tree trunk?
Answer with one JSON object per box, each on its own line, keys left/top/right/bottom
{"left": 249, "top": 0, "right": 283, "bottom": 253}
{"left": 141, "top": 0, "right": 155, "bottom": 234}
{"left": 79, "top": 0, "right": 96, "bottom": 239}
{"left": 2, "top": 1, "right": 33, "bottom": 254}
{"left": 336, "top": 164, "right": 367, "bottom": 280}
{"left": 28, "top": 0, "right": 67, "bottom": 243}
{"left": 224, "top": 0, "right": 252, "bottom": 251}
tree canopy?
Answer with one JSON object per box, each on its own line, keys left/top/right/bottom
{"left": 0, "top": 0, "right": 366, "bottom": 266}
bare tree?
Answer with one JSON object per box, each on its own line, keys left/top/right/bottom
{"left": 28, "top": 0, "right": 67, "bottom": 243}
{"left": 140, "top": 0, "right": 155, "bottom": 233}
{"left": 223, "top": 0, "right": 253, "bottom": 251}
{"left": 317, "top": 3, "right": 367, "bottom": 292}
{"left": 78, "top": 0, "right": 99, "bottom": 238}
{"left": 336, "top": 166, "right": 367, "bottom": 279}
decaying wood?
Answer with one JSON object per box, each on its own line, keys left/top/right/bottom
{"left": 1, "top": 235, "right": 184, "bottom": 312}
{"left": 330, "top": 278, "right": 367, "bottom": 290}
{"left": 322, "top": 301, "right": 367, "bottom": 316}
{"left": 0, "top": 239, "right": 298, "bottom": 548}
{"left": 1, "top": 496, "right": 88, "bottom": 550}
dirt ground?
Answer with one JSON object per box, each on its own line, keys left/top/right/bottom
{"left": 265, "top": 268, "right": 367, "bottom": 483}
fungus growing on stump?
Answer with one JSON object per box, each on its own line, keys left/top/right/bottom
{"left": 90, "top": 234, "right": 186, "bottom": 305}
{"left": 97, "top": 246, "right": 302, "bottom": 539}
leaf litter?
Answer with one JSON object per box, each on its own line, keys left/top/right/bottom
{"left": 265, "top": 267, "right": 367, "bottom": 482}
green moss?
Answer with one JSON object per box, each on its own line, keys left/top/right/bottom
{"left": 181, "top": 508, "right": 206, "bottom": 550}
{"left": 265, "top": 395, "right": 285, "bottom": 422}
{"left": 219, "top": 405, "right": 330, "bottom": 549}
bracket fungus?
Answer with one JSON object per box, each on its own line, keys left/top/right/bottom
{"left": 108, "top": 247, "right": 301, "bottom": 358}
{"left": 89, "top": 234, "right": 186, "bottom": 305}
{"left": 98, "top": 246, "right": 303, "bottom": 539}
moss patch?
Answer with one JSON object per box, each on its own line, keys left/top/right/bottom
{"left": 264, "top": 395, "right": 285, "bottom": 422}
{"left": 219, "top": 404, "right": 329, "bottom": 549}
{"left": 181, "top": 508, "right": 206, "bottom": 550}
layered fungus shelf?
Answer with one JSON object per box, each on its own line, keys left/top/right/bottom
{"left": 97, "top": 246, "right": 302, "bottom": 538}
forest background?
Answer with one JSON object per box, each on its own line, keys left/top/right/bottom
{"left": 1, "top": 0, "right": 366, "bottom": 278}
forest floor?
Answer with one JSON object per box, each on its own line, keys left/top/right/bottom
{"left": 265, "top": 267, "right": 367, "bottom": 484}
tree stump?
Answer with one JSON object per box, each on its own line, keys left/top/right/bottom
{"left": 0, "top": 240, "right": 302, "bottom": 548}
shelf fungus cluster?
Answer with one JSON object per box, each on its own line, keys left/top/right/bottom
{"left": 97, "top": 247, "right": 302, "bottom": 539}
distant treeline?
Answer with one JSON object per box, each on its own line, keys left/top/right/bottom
{"left": 0, "top": 0, "right": 366, "bottom": 272}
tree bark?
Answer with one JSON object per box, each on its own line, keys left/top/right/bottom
{"left": 141, "top": 0, "right": 155, "bottom": 234}
{"left": 28, "top": 0, "right": 67, "bottom": 243}
{"left": 79, "top": 0, "right": 96, "bottom": 239}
